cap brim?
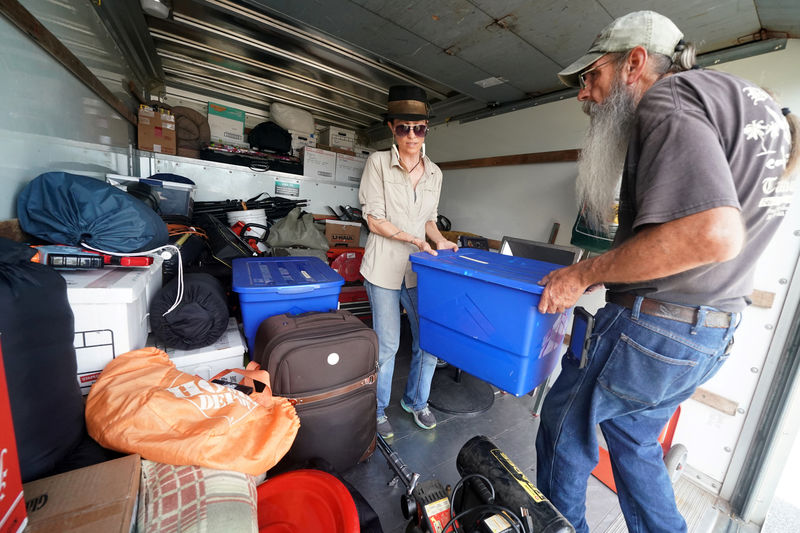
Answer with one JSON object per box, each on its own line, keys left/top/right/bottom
{"left": 557, "top": 51, "right": 605, "bottom": 88}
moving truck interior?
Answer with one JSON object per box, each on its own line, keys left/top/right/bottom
{"left": 1, "top": 1, "right": 798, "bottom": 532}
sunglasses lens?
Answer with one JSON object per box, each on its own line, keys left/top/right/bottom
{"left": 394, "top": 124, "right": 428, "bottom": 137}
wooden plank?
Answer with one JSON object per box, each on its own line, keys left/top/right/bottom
{"left": 0, "top": 0, "right": 137, "bottom": 125}
{"left": 690, "top": 387, "right": 738, "bottom": 416}
{"left": 548, "top": 222, "right": 560, "bottom": 244}
{"left": 438, "top": 149, "right": 581, "bottom": 170}
{"left": 749, "top": 289, "right": 775, "bottom": 309}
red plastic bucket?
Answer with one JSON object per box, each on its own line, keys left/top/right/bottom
{"left": 257, "top": 469, "right": 360, "bottom": 533}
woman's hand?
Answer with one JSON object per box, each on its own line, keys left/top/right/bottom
{"left": 413, "top": 237, "right": 437, "bottom": 256}
{"left": 436, "top": 239, "right": 459, "bottom": 252}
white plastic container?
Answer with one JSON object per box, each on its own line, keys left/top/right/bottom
{"left": 154, "top": 318, "right": 247, "bottom": 382}
{"left": 106, "top": 174, "right": 196, "bottom": 218}
{"left": 60, "top": 259, "right": 163, "bottom": 394}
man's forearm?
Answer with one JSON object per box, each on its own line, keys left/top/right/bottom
{"left": 537, "top": 206, "right": 744, "bottom": 314}
{"left": 578, "top": 206, "right": 745, "bottom": 287}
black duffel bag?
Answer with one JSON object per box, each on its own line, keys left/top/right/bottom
{"left": 248, "top": 121, "right": 292, "bottom": 153}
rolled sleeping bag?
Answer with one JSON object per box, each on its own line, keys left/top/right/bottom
{"left": 0, "top": 238, "right": 85, "bottom": 482}
{"left": 172, "top": 106, "right": 211, "bottom": 150}
{"left": 149, "top": 273, "right": 229, "bottom": 350}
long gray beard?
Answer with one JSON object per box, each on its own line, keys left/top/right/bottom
{"left": 576, "top": 78, "right": 639, "bottom": 232}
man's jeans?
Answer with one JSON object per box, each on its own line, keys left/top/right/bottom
{"left": 536, "top": 297, "right": 739, "bottom": 533}
{"left": 365, "top": 279, "right": 438, "bottom": 419}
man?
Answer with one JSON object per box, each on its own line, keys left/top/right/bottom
{"left": 535, "top": 11, "right": 797, "bottom": 533}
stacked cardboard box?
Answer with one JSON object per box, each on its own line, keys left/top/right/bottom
{"left": 22, "top": 455, "right": 141, "bottom": 533}
{"left": 137, "top": 107, "right": 176, "bottom": 155}
{"left": 302, "top": 146, "right": 337, "bottom": 180}
{"left": 207, "top": 102, "right": 246, "bottom": 146}
{"left": 319, "top": 125, "right": 356, "bottom": 150}
{"left": 335, "top": 153, "right": 367, "bottom": 185}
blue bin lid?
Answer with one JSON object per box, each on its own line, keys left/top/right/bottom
{"left": 232, "top": 256, "right": 344, "bottom": 293}
{"left": 409, "top": 249, "right": 564, "bottom": 294}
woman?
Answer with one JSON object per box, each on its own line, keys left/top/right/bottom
{"left": 358, "top": 85, "right": 458, "bottom": 439}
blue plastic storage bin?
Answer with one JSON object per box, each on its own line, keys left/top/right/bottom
{"left": 410, "top": 249, "right": 571, "bottom": 396}
{"left": 232, "top": 257, "right": 344, "bottom": 355}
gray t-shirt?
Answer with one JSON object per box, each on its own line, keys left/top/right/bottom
{"left": 609, "top": 69, "right": 794, "bottom": 312}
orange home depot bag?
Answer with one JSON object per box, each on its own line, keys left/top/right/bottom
{"left": 85, "top": 347, "right": 299, "bottom": 475}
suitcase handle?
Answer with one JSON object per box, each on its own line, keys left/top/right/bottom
{"left": 290, "top": 310, "right": 351, "bottom": 324}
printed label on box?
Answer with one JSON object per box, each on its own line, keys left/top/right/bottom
{"left": 325, "top": 220, "right": 361, "bottom": 247}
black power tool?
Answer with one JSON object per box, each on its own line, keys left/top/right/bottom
{"left": 377, "top": 434, "right": 574, "bottom": 533}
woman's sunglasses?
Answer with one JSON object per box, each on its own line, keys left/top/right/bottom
{"left": 394, "top": 124, "right": 429, "bottom": 138}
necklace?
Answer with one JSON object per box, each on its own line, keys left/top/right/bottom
{"left": 403, "top": 155, "right": 422, "bottom": 173}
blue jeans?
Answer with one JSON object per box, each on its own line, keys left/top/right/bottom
{"left": 536, "top": 297, "right": 739, "bottom": 533}
{"left": 365, "top": 279, "right": 438, "bottom": 419}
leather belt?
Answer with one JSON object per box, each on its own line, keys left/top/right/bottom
{"left": 606, "top": 292, "right": 732, "bottom": 329}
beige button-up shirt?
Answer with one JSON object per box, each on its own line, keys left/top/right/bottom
{"left": 358, "top": 149, "right": 443, "bottom": 290}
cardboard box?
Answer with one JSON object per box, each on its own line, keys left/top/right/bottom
{"left": 354, "top": 145, "right": 376, "bottom": 158}
{"left": 22, "top": 454, "right": 141, "bottom": 533}
{"left": 301, "top": 146, "right": 337, "bottom": 180}
{"left": 208, "top": 102, "right": 246, "bottom": 146}
{"left": 60, "top": 260, "right": 163, "bottom": 394}
{"left": 325, "top": 219, "right": 361, "bottom": 248}
{"left": 137, "top": 107, "right": 176, "bottom": 155}
{"left": 152, "top": 318, "right": 247, "bottom": 380}
{"left": 335, "top": 153, "right": 367, "bottom": 185}
{"left": 289, "top": 130, "right": 316, "bottom": 156}
{"left": 319, "top": 125, "right": 356, "bottom": 150}
{"left": 0, "top": 344, "right": 28, "bottom": 533}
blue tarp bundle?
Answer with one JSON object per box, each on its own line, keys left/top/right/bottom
{"left": 17, "top": 171, "right": 168, "bottom": 252}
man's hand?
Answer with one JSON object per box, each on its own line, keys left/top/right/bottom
{"left": 537, "top": 263, "right": 591, "bottom": 314}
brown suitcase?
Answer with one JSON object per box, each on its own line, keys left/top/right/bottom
{"left": 254, "top": 309, "right": 378, "bottom": 472}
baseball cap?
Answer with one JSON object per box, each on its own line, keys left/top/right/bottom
{"left": 558, "top": 11, "right": 684, "bottom": 87}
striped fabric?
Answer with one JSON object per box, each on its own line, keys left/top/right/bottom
{"left": 136, "top": 460, "right": 258, "bottom": 533}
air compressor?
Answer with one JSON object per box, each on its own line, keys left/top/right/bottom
{"left": 377, "top": 434, "right": 574, "bottom": 533}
